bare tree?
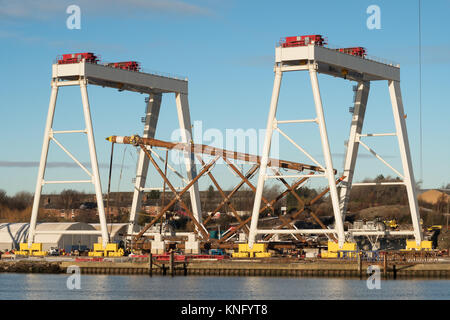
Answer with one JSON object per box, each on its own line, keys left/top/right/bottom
{"left": 58, "top": 189, "right": 84, "bottom": 209}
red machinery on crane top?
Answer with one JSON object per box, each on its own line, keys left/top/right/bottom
{"left": 281, "top": 34, "right": 327, "bottom": 47}
{"left": 56, "top": 53, "right": 141, "bottom": 71}
{"left": 106, "top": 61, "right": 141, "bottom": 72}
{"left": 280, "top": 34, "right": 367, "bottom": 58}
{"left": 335, "top": 47, "right": 366, "bottom": 58}
{"left": 57, "top": 52, "right": 99, "bottom": 64}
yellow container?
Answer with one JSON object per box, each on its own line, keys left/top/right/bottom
{"left": 31, "top": 243, "right": 42, "bottom": 251}
{"left": 328, "top": 241, "right": 357, "bottom": 252}
{"left": 238, "top": 243, "right": 267, "bottom": 253}
{"left": 93, "top": 251, "right": 104, "bottom": 257}
{"left": 93, "top": 243, "right": 103, "bottom": 251}
{"left": 232, "top": 252, "right": 249, "bottom": 258}
{"left": 88, "top": 251, "right": 95, "bottom": 257}
{"left": 32, "top": 251, "right": 47, "bottom": 256}
{"left": 328, "top": 241, "right": 338, "bottom": 252}
{"left": 421, "top": 241, "right": 432, "bottom": 250}
{"left": 406, "top": 240, "right": 417, "bottom": 250}
{"left": 342, "top": 242, "right": 357, "bottom": 251}
{"left": 406, "top": 240, "right": 432, "bottom": 251}
{"left": 321, "top": 251, "right": 338, "bottom": 258}
{"left": 15, "top": 250, "right": 29, "bottom": 256}
{"left": 108, "top": 251, "right": 124, "bottom": 257}
{"left": 19, "top": 243, "right": 29, "bottom": 251}
{"left": 105, "top": 243, "right": 118, "bottom": 251}
{"left": 255, "top": 252, "right": 272, "bottom": 258}
{"left": 238, "top": 244, "right": 248, "bottom": 252}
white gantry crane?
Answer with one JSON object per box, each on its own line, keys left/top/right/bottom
{"left": 247, "top": 37, "right": 423, "bottom": 249}
{"left": 28, "top": 57, "right": 202, "bottom": 249}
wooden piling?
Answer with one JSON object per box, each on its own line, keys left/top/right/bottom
{"left": 149, "top": 253, "right": 153, "bottom": 277}
{"left": 357, "top": 252, "right": 362, "bottom": 279}
{"left": 170, "top": 251, "right": 174, "bottom": 277}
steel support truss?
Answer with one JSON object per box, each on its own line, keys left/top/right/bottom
{"left": 29, "top": 63, "right": 198, "bottom": 249}
{"left": 338, "top": 80, "right": 423, "bottom": 245}
{"left": 247, "top": 62, "right": 423, "bottom": 249}
{"left": 28, "top": 60, "right": 197, "bottom": 246}
{"left": 29, "top": 79, "right": 110, "bottom": 247}
{"left": 107, "top": 135, "right": 327, "bottom": 246}
{"left": 126, "top": 92, "right": 203, "bottom": 240}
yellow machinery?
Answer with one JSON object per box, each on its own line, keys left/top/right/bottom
{"left": 426, "top": 225, "right": 442, "bottom": 232}
{"left": 232, "top": 243, "right": 271, "bottom": 258}
{"left": 88, "top": 243, "right": 124, "bottom": 257}
{"left": 405, "top": 240, "right": 432, "bottom": 251}
{"left": 321, "top": 241, "right": 357, "bottom": 258}
{"left": 384, "top": 219, "right": 399, "bottom": 230}
{"left": 16, "top": 243, "right": 47, "bottom": 256}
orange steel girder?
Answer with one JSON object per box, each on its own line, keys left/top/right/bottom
{"left": 196, "top": 155, "right": 250, "bottom": 234}
{"left": 133, "top": 143, "right": 215, "bottom": 241}
{"left": 202, "top": 164, "right": 259, "bottom": 226}
{"left": 106, "top": 135, "right": 331, "bottom": 243}
{"left": 263, "top": 175, "right": 346, "bottom": 241}
{"left": 218, "top": 176, "right": 311, "bottom": 243}
{"left": 107, "top": 135, "right": 325, "bottom": 173}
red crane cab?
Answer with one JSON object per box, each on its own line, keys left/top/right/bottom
{"left": 57, "top": 52, "right": 99, "bottom": 64}
{"left": 281, "top": 35, "right": 327, "bottom": 48}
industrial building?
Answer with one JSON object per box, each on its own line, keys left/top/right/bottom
{"left": 0, "top": 222, "right": 98, "bottom": 252}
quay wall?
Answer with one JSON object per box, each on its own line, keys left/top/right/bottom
{"left": 1, "top": 259, "right": 449, "bottom": 278}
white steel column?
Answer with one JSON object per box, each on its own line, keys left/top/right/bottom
{"left": 127, "top": 94, "right": 162, "bottom": 237}
{"left": 175, "top": 93, "right": 204, "bottom": 229}
{"left": 28, "top": 82, "right": 59, "bottom": 246}
{"left": 80, "top": 80, "right": 110, "bottom": 247}
{"left": 388, "top": 80, "right": 423, "bottom": 245}
{"left": 339, "top": 81, "right": 370, "bottom": 219}
{"left": 309, "top": 66, "right": 345, "bottom": 247}
{"left": 248, "top": 66, "right": 283, "bottom": 248}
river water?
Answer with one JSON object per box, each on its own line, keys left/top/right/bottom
{"left": 0, "top": 274, "right": 449, "bottom": 300}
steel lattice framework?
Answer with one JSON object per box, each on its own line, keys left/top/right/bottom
{"left": 106, "top": 135, "right": 331, "bottom": 248}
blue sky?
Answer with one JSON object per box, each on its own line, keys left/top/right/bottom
{"left": 0, "top": 0, "right": 449, "bottom": 197}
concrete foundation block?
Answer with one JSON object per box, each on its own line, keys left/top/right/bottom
{"left": 151, "top": 234, "right": 166, "bottom": 254}
{"left": 185, "top": 234, "right": 200, "bottom": 254}
{"left": 238, "top": 233, "right": 247, "bottom": 242}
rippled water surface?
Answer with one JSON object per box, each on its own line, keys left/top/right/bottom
{"left": 0, "top": 274, "right": 449, "bottom": 300}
